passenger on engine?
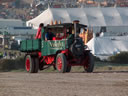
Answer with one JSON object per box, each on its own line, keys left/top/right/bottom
{"left": 45, "top": 28, "right": 55, "bottom": 40}
{"left": 35, "top": 23, "right": 44, "bottom": 39}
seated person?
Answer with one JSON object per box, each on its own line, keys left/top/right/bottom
{"left": 66, "top": 29, "right": 72, "bottom": 37}
{"left": 55, "top": 33, "right": 62, "bottom": 40}
{"left": 35, "top": 23, "right": 44, "bottom": 39}
{"left": 45, "top": 28, "right": 55, "bottom": 40}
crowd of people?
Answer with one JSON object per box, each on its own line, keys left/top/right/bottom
{"left": 0, "top": 51, "right": 22, "bottom": 59}
{"left": 0, "top": 0, "right": 128, "bottom": 21}
{"left": 0, "top": 0, "right": 40, "bottom": 21}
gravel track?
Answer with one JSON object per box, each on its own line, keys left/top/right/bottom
{"left": 0, "top": 71, "right": 128, "bottom": 96}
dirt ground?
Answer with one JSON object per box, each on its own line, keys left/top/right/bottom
{"left": 0, "top": 71, "right": 128, "bottom": 96}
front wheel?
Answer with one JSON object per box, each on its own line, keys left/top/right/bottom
{"left": 56, "top": 53, "right": 67, "bottom": 73}
{"left": 84, "top": 52, "right": 94, "bottom": 72}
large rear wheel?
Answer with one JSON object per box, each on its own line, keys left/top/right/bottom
{"left": 56, "top": 53, "right": 67, "bottom": 73}
{"left": 25, "top": 55, "right": 38, "bottom": 73}
{"left": 84, "top": 52, "right": 94, "bottom": 72}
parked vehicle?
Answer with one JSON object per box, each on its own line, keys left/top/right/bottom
{"left": 20, "top": 21, "right": 94, "bottom": 73}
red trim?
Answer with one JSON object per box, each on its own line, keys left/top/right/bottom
{"left": 44, "top": 55, "right": 55, "bottom": 64}
{"left": 61, "top": 49, "right": 69, "bottom": 54}
{"left": 38, "top": 52, "right": 42, "bottom": 57}
{"left": 26, "top": 58, "right": 30, "bottom": 71}
{"left": 38, "top": 51, "right": 55, "bottom": 65}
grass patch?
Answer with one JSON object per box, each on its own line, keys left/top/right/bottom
{"left": 108, "top": 51, "right": 128, "bottom": 64}
{"left": 94, "top": 62, "right": 128, "bottom": 71}
{"left": 0, "top": 57, "right": 24, "bottom": 72}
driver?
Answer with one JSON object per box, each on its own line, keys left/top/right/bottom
{"left": 45, "top": 28, "right": 55, "bottom": 40}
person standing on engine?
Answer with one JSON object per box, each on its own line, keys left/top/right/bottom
{"left": 35, "top": 23, "right": 44, "bottom": 39}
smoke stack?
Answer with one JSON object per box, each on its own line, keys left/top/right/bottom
{"left": 73, "top": 20, "right": 79, "bottom": 24}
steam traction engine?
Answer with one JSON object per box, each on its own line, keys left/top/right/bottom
{"left": 20, "top": 21, "right": 94, "bottom": 73}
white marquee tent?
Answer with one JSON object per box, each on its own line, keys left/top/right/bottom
{"left": 26, "top": 7, "right": 128, "bottom": 29}
{"left": 87, "top": 36, "right": 128, "bottom": 59}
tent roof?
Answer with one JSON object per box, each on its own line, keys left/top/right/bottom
{"left": 26, "top": 7, "right": 128, "bottom": 29}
